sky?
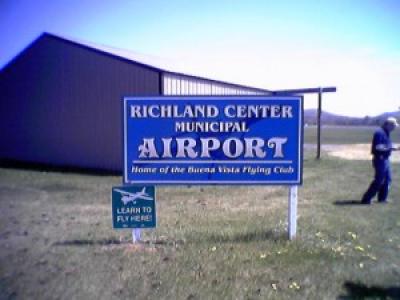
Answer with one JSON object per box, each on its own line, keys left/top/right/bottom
{"left": 1, "top": 0, "right": 399, "bottom": 117}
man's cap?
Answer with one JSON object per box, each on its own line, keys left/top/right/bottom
{"left": 385, "top": 117, "right": 399, "bottom": 127}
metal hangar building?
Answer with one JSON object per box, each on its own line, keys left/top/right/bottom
{"left": 0, "top": 33, "right": 271, "bottom": 171}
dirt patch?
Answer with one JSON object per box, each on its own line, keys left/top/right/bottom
{"left": 0, "top": 185, "right": 48, "bottom": 202}
{"left": 39, "top": 183, "right": 87, "bottom": 193}
{"left": 324, "top": 144, "right": 400, "bottom": 162}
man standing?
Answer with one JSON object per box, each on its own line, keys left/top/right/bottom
{"left": 362, "top": 117, "right": 399, "bottom": 204}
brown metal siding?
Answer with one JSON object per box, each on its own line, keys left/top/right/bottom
{"left": 0, "top": 35, "right": 160, "bottom": 171}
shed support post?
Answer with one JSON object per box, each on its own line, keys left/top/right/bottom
{"left": 317, "top": 88, "right": 322, "bottom": 159}
{"left": 288, "top": 185, "right": 298, "bottom": 240}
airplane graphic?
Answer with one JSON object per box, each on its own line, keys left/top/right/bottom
{"left": 114, "top": 187, "right": 153, "bottom": 205}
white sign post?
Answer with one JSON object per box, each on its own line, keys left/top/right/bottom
{"left": 132, "top": 228, "right": 141, "bottom": 243}
{"left": 288, "top": 185, "right": 298, "bottom": 240}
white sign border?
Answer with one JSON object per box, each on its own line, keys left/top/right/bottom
{"left": 123, "top": 96, "right": 303, "bottom": 185}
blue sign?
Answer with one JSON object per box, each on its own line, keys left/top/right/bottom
{"left": 123, "top": 96, "right": 303, "bottom": 185}
{"left": 111, "top": 186, "right": 156, "bottom": 228}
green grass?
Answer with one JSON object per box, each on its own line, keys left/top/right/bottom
{"left": 305, "top": 125, "right": 400, "bottom": 144}
{"left": 2, "top": 124, "right": 400, "bottom": 299}
{"left": 1, "top": 149, "right": 400, "bottom": 299}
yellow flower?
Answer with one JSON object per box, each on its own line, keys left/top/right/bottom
{"left": 355, "top": 246, "right": 365, "bottom": 252}
{"left": 347, "top": 232, "right": 357, "bottom": 240}
{"left": 367, "top": 254, "right": 377, "bottom": 261}
{"left": 289, "top": 282, "right": 300, "bottom": 290}
{"left": 332, "top": 246, "right": 343, "bottom": 253}
{"left": 260, "top": 253, "right": 267, "bottom": 259}
{"left": 211, "top": 246, "right": 217, "bottom": 252}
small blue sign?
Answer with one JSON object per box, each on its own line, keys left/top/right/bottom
{"left": 111, "top": 186, "right": 156, "bottom": 228}
{"left": 123, "top": 96, "right": 303, "bottom": 185}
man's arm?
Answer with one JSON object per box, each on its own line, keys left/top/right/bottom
{"left": 373, "top": 131, "right": 392, "bottom": 152}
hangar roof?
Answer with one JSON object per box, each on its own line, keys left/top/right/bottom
{"left": 37, "top": 32, "right": 271, "bottom": 93}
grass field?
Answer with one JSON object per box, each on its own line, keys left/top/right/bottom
{"left": 1, "top": 127, "right": 400, "bottom": 299}
{"left": 305, "top": 125, "right": 400, "bottom": 145}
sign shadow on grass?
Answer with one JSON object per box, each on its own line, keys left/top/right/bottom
{"left": 53, "top": 238, "right": 185, "bottom": 248}
{"left": 53, "top": 239, "right": 122, "bottom": 246}
{"left": 338, "top": 281, "right": 400, "bottom": 299}
{"left": 206, "top": 230, "right": 286, "bottom": 244}
{"left": 333, "top": 200, "right": 365, "bottom": 206}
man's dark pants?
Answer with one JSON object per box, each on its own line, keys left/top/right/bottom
{"left": 362, "top": 158, "right": 391, "bottom": 204}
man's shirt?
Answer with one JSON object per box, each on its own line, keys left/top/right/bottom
{"left": 371, "top": 127, "right": 392, "bottom": 160}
